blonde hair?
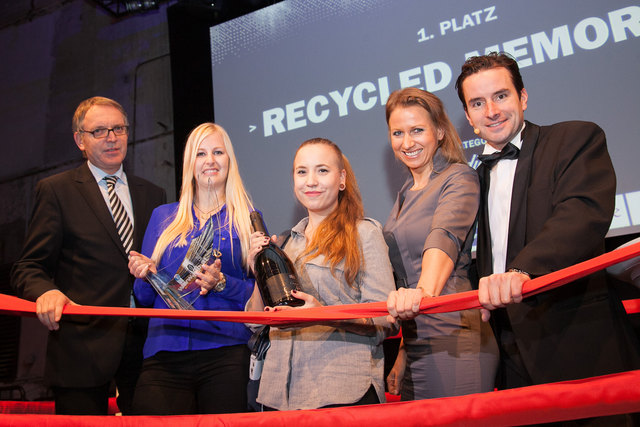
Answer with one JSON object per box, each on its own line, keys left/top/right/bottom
{"left": 151, "top": 123, "right": 254, "bottom": 267}
{"left": 295, "top": 138, "right": 364, "bottom": 285}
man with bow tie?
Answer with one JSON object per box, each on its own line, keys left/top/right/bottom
{"left": 454, "top": 53, "right": 640, "bottom": 389}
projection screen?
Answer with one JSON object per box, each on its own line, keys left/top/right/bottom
{"left": 210, "top": 0, "right": 640, "bottom": 238}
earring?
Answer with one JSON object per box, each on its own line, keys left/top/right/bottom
{"left": 473, "top": 128, "right": 480, "bottom": 135}
{"left": 339, "top": 184, "right": 345, "bottom": 190}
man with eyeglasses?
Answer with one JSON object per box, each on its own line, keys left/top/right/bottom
{"left": 11, "top": 96, "right": 166, "bottom": 415}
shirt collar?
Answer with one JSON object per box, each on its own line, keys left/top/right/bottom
{"left": 481, "top": 121, "right": 526, "bottom": 155}
{"left": 431, "top": 147, "right": 449, "bottom": 175}
{"left": 397, "top": 147, "right": 450, "bottom": 194}
{"left": 87, "top": 161, "right": 127, "bottom": 185}
{"left": 291, "top": 217, "right": 310, "bottom": 237}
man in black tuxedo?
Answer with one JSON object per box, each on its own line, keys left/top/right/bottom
{"left": 11, "top": 96, "right": 166, "bottom": 414}
{"left": 455, "top": 53, "right": 640, "bottom": 389}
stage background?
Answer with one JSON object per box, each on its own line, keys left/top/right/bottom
{"left": 209, "top": 0, "right": 640, "bottom": 237}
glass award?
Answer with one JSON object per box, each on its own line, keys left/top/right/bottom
{"left": 144, "top": 217, "right": 218, "bottom": 310}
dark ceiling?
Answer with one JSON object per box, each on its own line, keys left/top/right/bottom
{"left": 0, "top": 0, "right": 280, "bottom": 29}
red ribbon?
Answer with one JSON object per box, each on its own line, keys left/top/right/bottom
{"left": 2, "top": 242, "right": 640, "bottom": 323}
{"left": 2, "top": 370, "right": 640, "bottom": 424}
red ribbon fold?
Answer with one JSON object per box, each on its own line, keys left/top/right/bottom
{"left": 2, "top": 242, "right": 640, "bottom": 323}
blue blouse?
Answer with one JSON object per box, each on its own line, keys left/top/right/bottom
{"left": 134, "top": 202, "right": 254, "bottom": 359}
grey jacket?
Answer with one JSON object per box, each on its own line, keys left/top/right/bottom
{"left": 257, "top": 217, "right": 396, "bottom": 410}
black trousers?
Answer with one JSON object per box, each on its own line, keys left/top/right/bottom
{"left": 132, "top": 344, "right": 250, "bottom": 415}
{"left": 262, "top": 384, "right": 380, "bottom": 411}
{"left": 321, "top": 385, "right": 380, "bottom": 408}
{"left": 53, "top": 317, "right": 146, "bottom": 415}
{"left": 53, "top": 383, "right": 111, "bottom": 415}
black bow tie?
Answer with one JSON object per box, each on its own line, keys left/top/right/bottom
{"left": 478, "top": 143, "right": 520, "bottom": 169}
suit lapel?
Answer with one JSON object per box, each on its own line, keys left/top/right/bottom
{"left": 477, "top": 164, "right": 493, "bottom": 277}
{"left": 128, "top": 175, "right": 146, "bottom": 252}
{"left": 506, "top": 121, "right": 539, "bottom": 266}
{"left": 74, "top": 163, "right": 128, "bottom": 259}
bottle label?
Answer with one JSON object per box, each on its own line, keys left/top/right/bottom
{"left": 264, "top": 273, "right": 300, "bottom": 306}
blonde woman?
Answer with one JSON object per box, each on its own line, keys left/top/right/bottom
{"left": 128, "top": 123, "right": 255, "bottom": 414}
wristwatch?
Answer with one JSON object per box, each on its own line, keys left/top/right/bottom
{"left": 508, "top": 268, "right": 531, "bottom": 278}
{"left": 212, "top": 273, "right": 226, "bottom": 293}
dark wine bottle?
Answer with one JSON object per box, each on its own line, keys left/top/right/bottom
{"left": 250, "top": 211, "right": 304, "bottom": 307}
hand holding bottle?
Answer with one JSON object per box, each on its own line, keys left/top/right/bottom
{"left": 265, "top": 289, "right": 321, "bottom": 311}
{"left": 248, "top": 231, "right": 275, "bottom": 275}
{"left": 265, "top": 289, "right": 323, "bottom": 330}
{"left": 249, "top": 211, "right": 304, "bottom": 307}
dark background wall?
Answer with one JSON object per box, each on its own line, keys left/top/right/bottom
{"left": 0, "top": 0, "right": 275, "bottom": 400}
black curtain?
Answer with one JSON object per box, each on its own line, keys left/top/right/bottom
{"left": 167, "top": 0, "right": 281, "bottom": 191}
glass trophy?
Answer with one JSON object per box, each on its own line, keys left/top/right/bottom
{"left": 144, "top": 217, "right": 218, "bottom": 310}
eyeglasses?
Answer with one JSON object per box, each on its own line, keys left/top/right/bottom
{"left": 79, "top": 125, "right": 129, "bottom": 139}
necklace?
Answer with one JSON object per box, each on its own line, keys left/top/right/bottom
{"left": 201, "top": 181, "right": 223, "bottom": 259}
{"left": 194, "top": 202, "right": 221, "bottom": 217}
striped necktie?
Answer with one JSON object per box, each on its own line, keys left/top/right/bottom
{"left": 104, "top": 176, "right": 133, "bottom": 254}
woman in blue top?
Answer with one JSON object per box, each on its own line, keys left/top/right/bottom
{"left": 128, "top": 122, "right": 256, "bottom": 414}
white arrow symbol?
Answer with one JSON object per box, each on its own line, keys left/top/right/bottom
{"left": 249, "top": 125, "right": 256, "bottom": 133}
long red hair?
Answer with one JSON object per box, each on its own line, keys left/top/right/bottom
{"left": 295, "top": 138, "right": 364, "bottom": 285}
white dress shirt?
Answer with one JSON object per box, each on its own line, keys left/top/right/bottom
{"left": 484, "top": 123, "right": 525, "bottom": 274}
{"left": 87, "top": 161, "right": 135, "bottom": 232}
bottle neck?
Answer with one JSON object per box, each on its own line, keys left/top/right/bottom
{"left": 250, "top": 211, "right": 267, "bottom": 234}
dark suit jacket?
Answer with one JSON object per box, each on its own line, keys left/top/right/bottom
{"left": 11, "top": 162, "right": 166, "bottom": 387}
{"left": 477, "top": 120, "right": 640, "bottom": 385}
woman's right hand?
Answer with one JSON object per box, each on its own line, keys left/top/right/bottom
{"left": 386, "top": 287, "right": 429, "bottom": 324}
{"left": 386, "top": 343, "right": 406, "bottom": 395}
{"left": 247, "top": 231, "right": 274, "bottom": 274}
{"left": 128, "top": 250, "right": 157, "bottom": 278}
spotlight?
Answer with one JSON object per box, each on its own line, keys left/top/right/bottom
{"left": 89, "top": 0, "right": 161, "bottom": 17}
{"left": 123, "top": 1, "right": 160, "bottom": 13}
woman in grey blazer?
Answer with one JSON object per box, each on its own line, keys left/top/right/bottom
{"left": 384, "top": 88, "right": 498, "bottom": 399}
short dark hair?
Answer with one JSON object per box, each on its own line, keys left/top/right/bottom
{"left": 455, "top": 52, "right": 525, "bottom": 110}
{"left": 72, "top": 96, "right": 128, "bottom": 132}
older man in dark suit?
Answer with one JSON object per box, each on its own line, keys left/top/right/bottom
{"left": 11, "top": 96, "right": 166, "bottom": 414}
{"left": 454, "top": 53, "right": 640, "bottom": 389}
